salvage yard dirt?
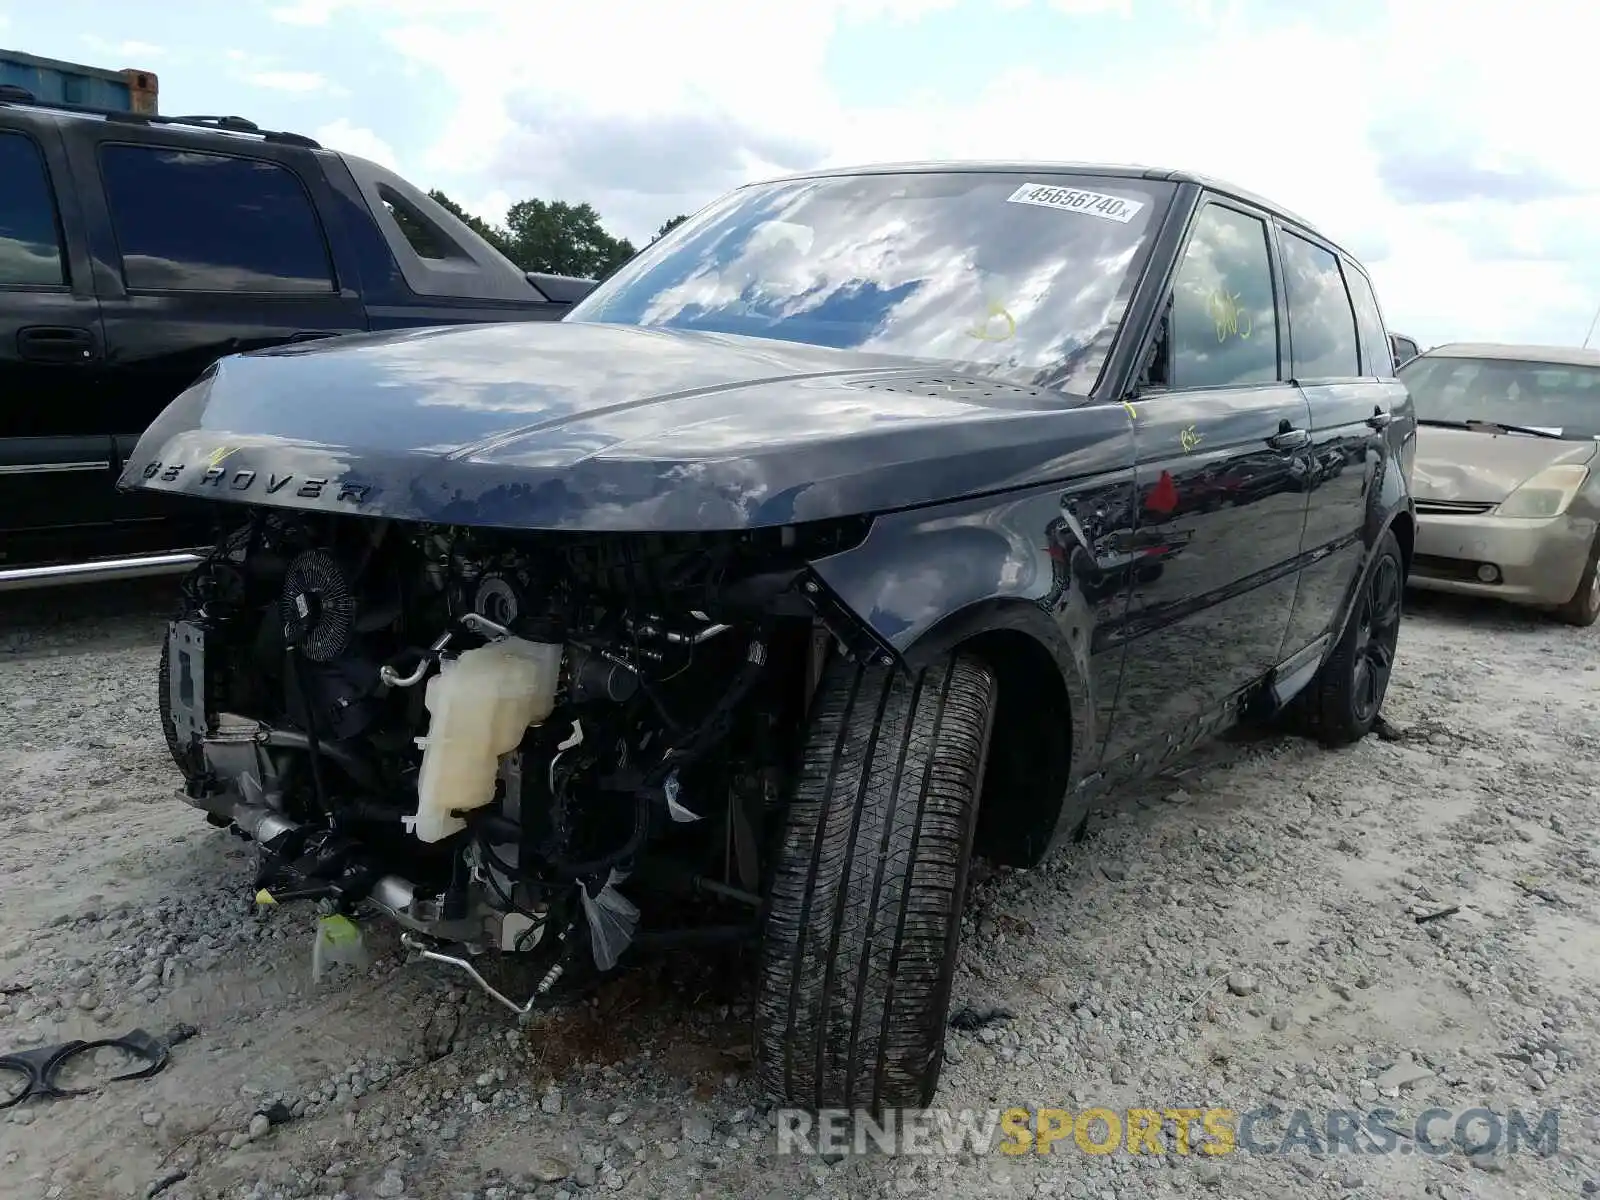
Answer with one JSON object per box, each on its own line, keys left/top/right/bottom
{"left": 2, "top": 582, "right": 1599, "bottom": 1199}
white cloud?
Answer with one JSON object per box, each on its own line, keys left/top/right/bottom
{"left": 269, "top": 0, "right": 350, "bottom": 25}
{"left": 1045, "top": 0, "right": 1133, "bottom": 13}
{"left": 114, "top": 40, "right": 165, "bottom": 61}
{"left": 457, "top": 187, "right": 514, "bottom": 228}
{"left": 313, "top": 119, "right": 401, "bottom": 172}
{"left": 290, "top": 0, "right": 1600, "bottom": 347}
{"left": 244, "top": 70, "right": 334, "bottom": 94}
{"left": 79, "top": 34, "right": 166, "bottom": 62}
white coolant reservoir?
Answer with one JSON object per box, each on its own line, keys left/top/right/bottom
{"left": 410, "top": 636, "right": 564, "bottom": 844}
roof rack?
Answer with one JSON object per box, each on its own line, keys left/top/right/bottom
{"left": 0, "top": 88, "right": 321, "bottom": 148}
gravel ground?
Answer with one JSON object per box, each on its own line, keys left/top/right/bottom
{"left": 2, "top": 579, "right": 1598, "bottom": 1200}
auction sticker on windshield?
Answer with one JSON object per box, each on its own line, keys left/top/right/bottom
{"left": 1006, "top": 183, "right": 1145, "bottom": 223}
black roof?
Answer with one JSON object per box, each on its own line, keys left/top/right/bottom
{"left": 758, "top": 159, "right": 1339, "bottom": 257}
{"left": 0, "top": 88, "right": 320, "bottom": 148}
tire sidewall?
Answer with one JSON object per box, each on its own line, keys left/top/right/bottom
{"left": 1563, "top": 536, "right": 1600, "bottom": 625}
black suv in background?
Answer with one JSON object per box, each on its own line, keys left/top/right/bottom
{"left": 0, "top": 89, "right": 592, "bottom": 588}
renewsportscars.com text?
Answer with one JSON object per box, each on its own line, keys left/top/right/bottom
{"left": 775, "top": 1105, "right": 1560, "bottom": 1159}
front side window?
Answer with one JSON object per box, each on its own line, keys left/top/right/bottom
{"left": 1167, "top": 203, "right": 1280, "bottom": 389}
{"left": 1280, "top": 231, "right": 1360, "bottom": 379}
{"left": 0, "top": 132, "right": 66, "bottom": 287}
{"left": 99, "top": 144, "right": 335, "bottom": 293}
{"left": 1399, "top": 355, "right": 1600, "bottom": 439}
{"left": 567, "top": 172, "right": 1174, "bottom": 395}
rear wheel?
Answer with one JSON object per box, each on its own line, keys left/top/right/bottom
{"left": 1297, "top": 528, "right": 1404, "bottom": 746}
{"left": 755, "top": 652, "right": 995, "bottom": 1112}
{"left": 1556, "top": 536, "right": 1600, "bottom": 627}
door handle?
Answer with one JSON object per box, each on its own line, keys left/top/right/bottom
{"left": 17, "top": 326, "right": 97, "bottom": 364}
{"left": 1266, "top": 421, "right": 1310, "bottom": 451}
{"left": 1366, "top": 406, "right": 1393, "bottom": 430}
{"left": 287, "top": 331, "right": 337, "bottom": 343}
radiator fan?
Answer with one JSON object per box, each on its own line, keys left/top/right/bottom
{"left": 280, "top": 549, "right": 356, "bottom": 663}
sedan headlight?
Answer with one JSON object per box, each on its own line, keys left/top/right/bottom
{"left": 1496, "top": 464, "right": 1590, "bottom": 519}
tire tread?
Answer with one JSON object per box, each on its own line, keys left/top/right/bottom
{"left": 756, "top": 653, "right": 994, "bottom": 1111}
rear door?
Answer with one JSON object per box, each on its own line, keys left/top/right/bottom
{"left": 1102, "top": 197, "right": 1314, "bottom": 770}
{"left": 1274, "top": 230, "right": 1397, "bottom": 657}
{"left": 0, "top": 118, "right": 114, "bottom": 560}
{"left": 64, "top": 126, "right": 367, "bottom": 535}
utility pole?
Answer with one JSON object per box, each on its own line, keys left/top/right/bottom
{"left": 1584, "top": 300, "right": 1600, "bottom": 349}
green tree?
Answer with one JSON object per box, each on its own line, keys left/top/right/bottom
{"left": 423, "top": 191, "right": 637, "bottom": 279}
{"left": 427, "top": 189, "right": 515, "bottom": 260}
{"left": 654, "top": 214, "right": 690, "bottom": 241}
{"left": 501, "top": 199, "right": 637, "bottom": 278}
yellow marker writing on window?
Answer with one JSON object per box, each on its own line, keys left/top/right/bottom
{"left": 965, "top": 302, "right": 1017, "bottom": 343}
{"left": 1180, "top": 424, "right": 1202, "bottom": 452}
{"left": 1207, "top": 289, "right": 1252, "bottom": 343}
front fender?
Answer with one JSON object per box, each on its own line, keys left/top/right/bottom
{"left": 806, "top": 460, "right": 1136, "bottom": 835}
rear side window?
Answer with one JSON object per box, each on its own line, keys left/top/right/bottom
{"left": 1168, "top": 203, "right": 1280, "bottom": 389}
{"left": 0, "top": 132, "right": 66, "bottom": 287}
{"left": 1279, "top": 231, "right": 1360, "bottom": 379}
{"left": 99, "top": 145, "right": 334, "bottom": 293}
{"left": 1342, "top": 263, "right": 1393, "bottom": 376}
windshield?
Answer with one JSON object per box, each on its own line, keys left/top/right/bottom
{"left": 566, "top": 171, "right": 1173, "bottom": 395}
{"left": 1399, "top": 355, "right": 1600, "bottom": 439}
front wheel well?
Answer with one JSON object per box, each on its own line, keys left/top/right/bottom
{"left": 957, "top": 628, "right": 1074, "bottom": 868}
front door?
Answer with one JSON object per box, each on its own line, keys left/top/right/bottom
{"left": 0, "top": 122, "right": 113, "bottom": 566}
{"left": 1102, "top": 199, "right": 1313, "bottom": 771}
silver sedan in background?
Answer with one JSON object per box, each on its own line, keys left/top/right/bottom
{"left": 1400, "top": 342, "right": 1600, "bottom": 626}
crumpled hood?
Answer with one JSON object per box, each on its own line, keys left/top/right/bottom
{"left": 120, "top": 320, "right": 1121, "bottom": 532}
{"left": 1412, "top": 425, "right": 1597, "bottom": 504}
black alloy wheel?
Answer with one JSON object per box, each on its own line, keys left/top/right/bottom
{"left": 1350, "top": 552, "right": 1402, "bottom": 724}
{"left": 1293, "top": 527, "right": 1405, "bottom": 747}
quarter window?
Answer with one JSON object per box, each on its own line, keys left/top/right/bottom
{"left": 379, "top": 187, "right": 464, "bottom": 261}
{"left": 0, "top": 132, "right": 66, "bottom": 287}
{"left": 99, "top": 144, "right": 334, "bottom": 293}
{"left": 1341, "top": 261, "right": 1393, "bottom": 376}
{"left": 1169, "top": 204, "right": 1279, "bottom": 389}
{"left": 1279, "top": 231, "right": 1361, "bottom": 379}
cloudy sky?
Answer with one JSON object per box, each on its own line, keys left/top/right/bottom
{"left": 3, "top": 0, "right": 1595, "bottom": 349}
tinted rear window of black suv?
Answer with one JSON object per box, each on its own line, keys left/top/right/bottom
{"left": 99, "top": 144, "right": 335, "bottom": 293}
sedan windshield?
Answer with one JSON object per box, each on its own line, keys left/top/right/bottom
{"left": 566, "top": 171, "right": 1174, "bottom": 395}
{"left": 1399, "top": 355, "right": 1600, "bottom": 439}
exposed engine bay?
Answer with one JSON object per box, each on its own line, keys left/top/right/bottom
{"left": 161, "top": 510, "right": 871, "bottom": 1010}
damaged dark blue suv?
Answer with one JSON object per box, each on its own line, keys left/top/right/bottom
{"left": 123, "top": 162, "right": 1415, "bottom": 1112}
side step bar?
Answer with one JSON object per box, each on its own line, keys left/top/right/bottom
{"left": 0, "top": 550, "right": 204, "bottom": 593}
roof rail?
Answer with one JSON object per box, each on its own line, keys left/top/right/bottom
{"left": 169, "top": 113, "right": 261, "bottom": 132}
{"left": 0, "top": 90, "right": 322, "bottom": 148}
